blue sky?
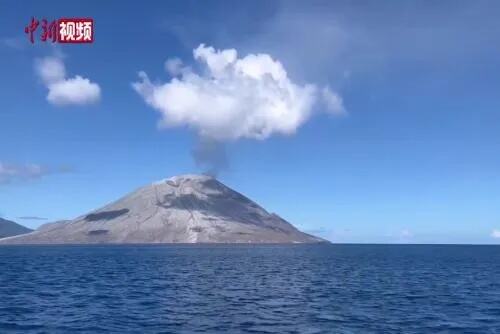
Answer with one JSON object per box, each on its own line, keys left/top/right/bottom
{"left": 1, "top": 1, "right": 500, "bottom": 243}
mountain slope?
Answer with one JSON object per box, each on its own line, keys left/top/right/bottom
{"left": 0, "top": 218, "right": 33, "bottom": 238}
{"left": 0, "top": 175, "right": 325, "bottom": 244}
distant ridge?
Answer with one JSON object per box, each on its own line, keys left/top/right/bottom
{"left": 0, "top": 218, "right": 33, "bottom": 238}
{"left": 0, "top": 174, "right": 326, "bottom": 244}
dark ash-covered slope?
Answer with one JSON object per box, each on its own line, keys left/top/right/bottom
{"left": 0, "top": 174, "right": 325, "bottom": 244}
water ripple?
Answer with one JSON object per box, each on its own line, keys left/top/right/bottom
{"left": 0, "top": 244, "right": 499, "bottom": 333}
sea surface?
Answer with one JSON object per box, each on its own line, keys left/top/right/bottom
{"left": 0, "top": 244, "right": 499, "bottom": 333}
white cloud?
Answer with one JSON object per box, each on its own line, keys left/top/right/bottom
{"left": 400, "top": 229, "right": 413, "bottom": 238}
{"left": 47, "top": 76, "right": 100, "bottom": 106}
{"left": 35, "top": 57, "right": 65, "bottom": 85}
{"left": 0, "top": 163, "right": 42, "bottom": 182}
{"left": 133, "top": 44, "right": 344, "bottom": 141}
{"left": 164, "top": 57, "right": 184, "bottom": 76}
{"left": 0, "top": 162, "right": 70, "bottom": 184}
{"left": 491, "top": 229, "right": 500, "bottom": 238}
{"left": 322, "top": 86, "right": 345, "bottom": 115}
{"left": 35, "top": 56, "right": 101, "bottom": 106}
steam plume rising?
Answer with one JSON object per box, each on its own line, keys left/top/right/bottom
{"left": 191, "top": 138, "right": 228, "bottom": 177}
{"left": 132, "top": 44, "right": 345, "bottom": 175}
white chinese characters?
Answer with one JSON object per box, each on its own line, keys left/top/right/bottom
{"left": 59, "top": 20, "right": 93, "bottom": 43}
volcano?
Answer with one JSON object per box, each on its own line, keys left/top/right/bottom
{"left": 0, "top": 175, "right": 325, "bottom": 244}
{"left": 0, "top": 218, "right": 32, "bottom": 238}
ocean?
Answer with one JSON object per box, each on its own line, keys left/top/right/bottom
{"left": 0, "top": 244, "right": 499, "bottom": 333}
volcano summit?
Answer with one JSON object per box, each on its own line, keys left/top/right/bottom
{"left": 0, "top": 175, "right": 325, "bottom": 244}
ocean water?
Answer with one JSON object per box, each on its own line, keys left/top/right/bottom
{"left": 0, "top": 244, "right": 499, "bottom": 333}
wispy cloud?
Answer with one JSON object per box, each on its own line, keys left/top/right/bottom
{"left": 162, "top": 2, "right": 500, "bottom": 87}
{"left": 400, "top": 229, "right": 413, "bottom": 238}
{"left": 35, "top": 56, "right": 101, "bottom": 106}
{"left": 491, "top": 229, "right": 500, "bottom": 239}
{"left": 17, "top": 216, "right": 48, "bottom": 221}
{"left": 0, "top": 162, "right": 71, "bottom": 185}
{"left": 2, "top": 36, "right": 25, "bottom": 50}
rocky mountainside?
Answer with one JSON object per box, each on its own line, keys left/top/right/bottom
{"left": 0, "top": 218, "right": 32, "bottom": 238}
{"left": 0, "top": 175, "right": 325, "bottom": 244}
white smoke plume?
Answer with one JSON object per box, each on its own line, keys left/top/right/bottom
{"left": 132, "top": 44, "right": 344, "bottom": 175}
{"left": 191, "top": 138, "right": 229, "bottom": 177}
